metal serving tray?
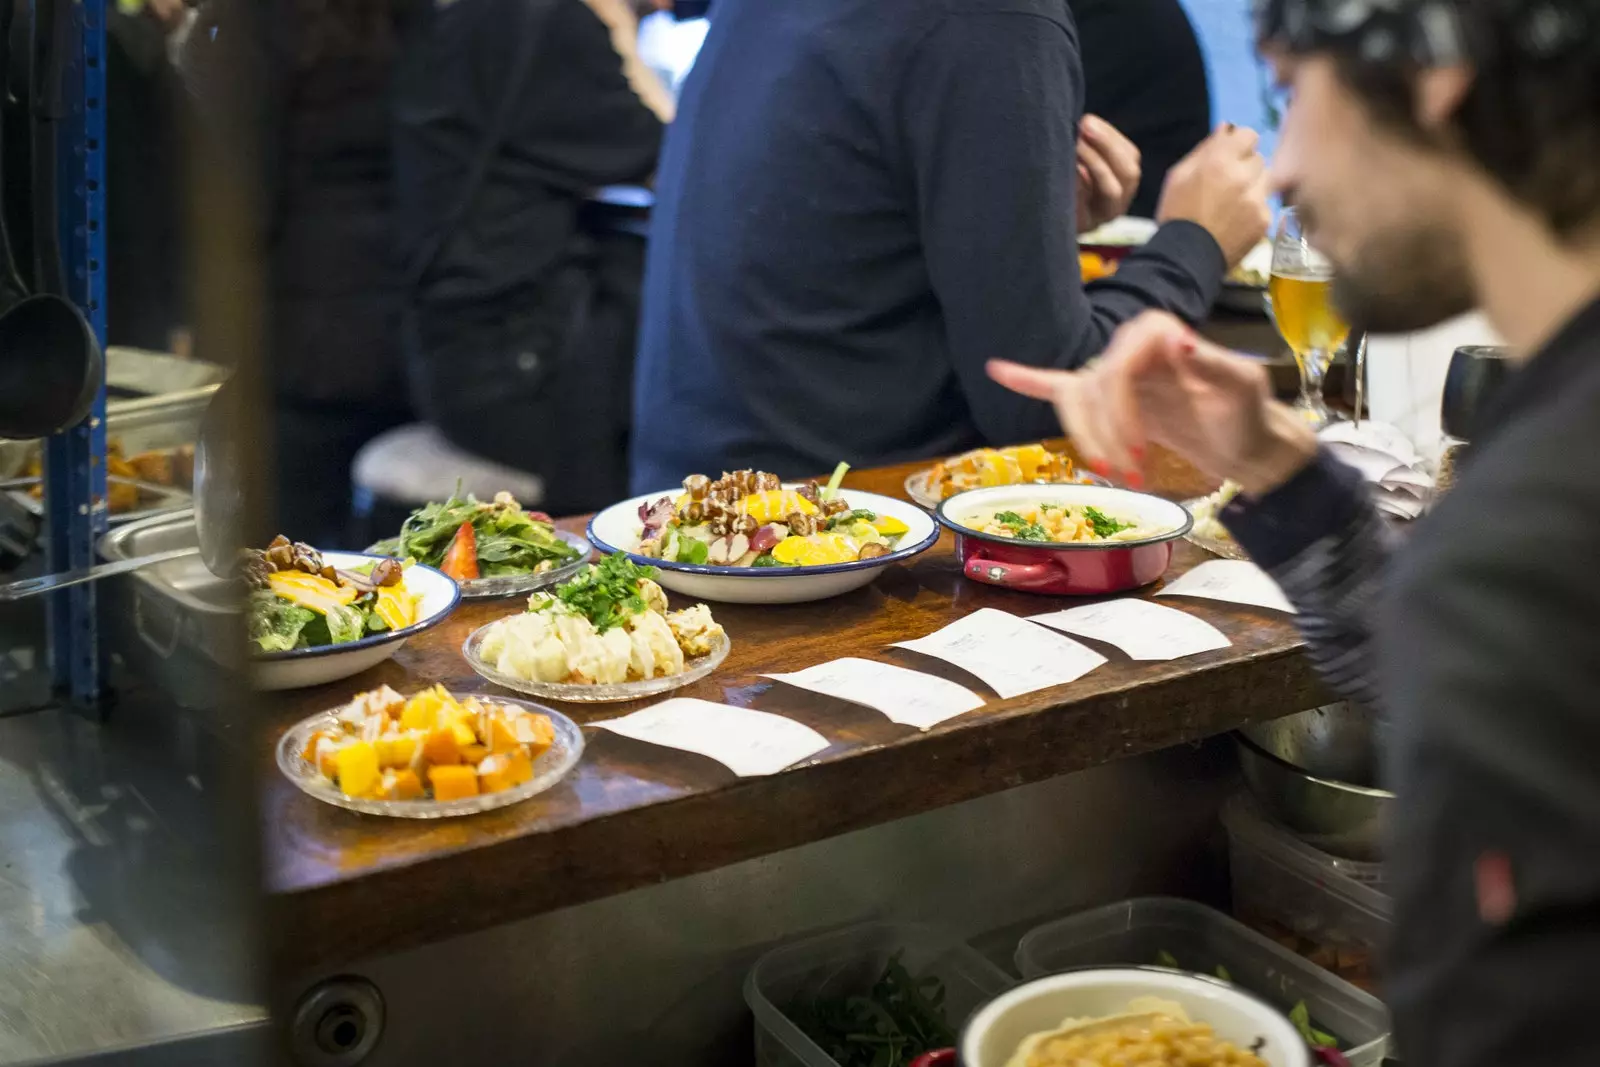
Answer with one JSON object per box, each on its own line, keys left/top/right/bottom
{"left": 98, "top": 508, "right": 239, "bottom": 667}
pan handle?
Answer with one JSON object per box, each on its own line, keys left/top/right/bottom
{"left": 964, "top": 554, "right": 1063, "bottom": 591}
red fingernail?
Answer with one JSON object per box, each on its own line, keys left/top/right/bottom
{"left": 1130, "top": 445, "right": 1146, "bottom": 462}
{"left": 1125, "top": 470, "right": 1145, "bottom": 489}
{"left": 1089, "top": 459, "right": 1110, "bottom": 476}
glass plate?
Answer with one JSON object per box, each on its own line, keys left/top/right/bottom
{"left": 276, "top": 697, "right": 585, "bottom": 818}
{"left": 461, "top": 623, "right": 730, "bottom": 703}
{"left": 454, "top": 530, "right": 592, "bottom": 600}
{"left": 1180, "top": 497, "right": 1250, "bottom": 561}
{"left": 904, "top": 468, "right": 1111, "bottom": 510}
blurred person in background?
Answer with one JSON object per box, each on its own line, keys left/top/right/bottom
{"left": 178, "top": 0, "right": 412, "bottom": 545}
{"left": 990, "top": 1, "right": 1600, "bottom": 1062}
{"left": 393, "top": 0, "right": 667, "bottom": 515}
{"left": 1069, "top": 0, "right": 1211, "bottom": 219}
{"left": 629, "top": 0, "right": 1270, "bottom": 491}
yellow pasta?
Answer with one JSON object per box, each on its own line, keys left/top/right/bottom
{"left": 968, "top": 504, "right": 1157, "bottom": 544}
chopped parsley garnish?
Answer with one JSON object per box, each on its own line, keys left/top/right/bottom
{"left": 995, "top": 510, "right": 1051, "bottom": 542}
{"left": 553, "top": 553, "right": 659, "bottom": 632}
{"left": 1084, "top": 506, "right": 1136, "bottom": 539}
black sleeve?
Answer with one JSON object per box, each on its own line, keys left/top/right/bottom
{"left": 897, "top": 10, "right": 1225, "bottom": 444}
{"left": 502, "top": 0, "right": 664, "bottom": 192}
{"left": 1384, "top": 415, "right": 1600, "bottom": 1067}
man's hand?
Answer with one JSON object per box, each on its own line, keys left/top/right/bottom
{"left": 1156, "top": 123, "right": 1271, "bottom": 266}
{"left": 986, "top": 311, "right": 1317, "bottom": 494}
{"left": 1076, "top": 115, "right": 1141, "bottom": 234}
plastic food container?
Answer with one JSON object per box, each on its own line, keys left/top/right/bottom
{"left": 1224, "top": 794, "right": 1393, "bottom": 996}
{"left": 744, "top": 921, "right": 1015, "bottom": 1067}
{"left": 1014, "top": 897, "right": 1391, "bottom": 1066}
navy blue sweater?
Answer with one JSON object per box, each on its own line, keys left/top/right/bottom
{"left": 630, "top": 0, "right": 1225, "bottom": 490}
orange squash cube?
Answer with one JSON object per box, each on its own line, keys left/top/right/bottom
{"left": 379, "top": 769, "right": 425, "bottom": 801}
{"left": 477, "top": 753, "right": 517, "bottom": 793}
{"left": 300, "top": 729, "right": 336, "bottom": 763}
{"left": 315, "top": 737, "right": 346, "bottom": 780}
{"left": 335, "top": 742, "right": 381, "bottom": 798}
{"left": 428, "top": 764, "right": 478, "bottom": 801}
{"left": 488, "top": 715, "right": 522, "bottom": 753}
{"left": 400, "top": 691, "right": 441, "bottom": 733}
{"left": 505, "top": 748, "right": 535, "bottom": 786}
{"left": 422, "top": 725, "right": 460, "bottom": 767}
{"left": 513, "top": 713, "right": 556, "bottom": 759}
{"left": 459, "top": 744, "right": 490, "bottom": 765}
{"left": 375, "top": 733, "right": 420, "bottom": 770}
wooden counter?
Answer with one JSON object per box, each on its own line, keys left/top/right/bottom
{"left": 264, "top": 448, "right": 1324, "bottom": 976}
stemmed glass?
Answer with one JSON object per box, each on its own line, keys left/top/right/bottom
{"left": 1266, "top": 207, "right": 1350, "bottom": 426}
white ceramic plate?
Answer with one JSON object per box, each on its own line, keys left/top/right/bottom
{"left": 586, "top": 487, "right": 939, "bottom": 605}
{"left": 453, "top": 530, "right": 593, "bottom": 599}
{"left": 461, "top": 623, "right": 730, "bottom": 703}
{"left": 276, "top": 696, "right": 583, "bottom": 818}
{"left": 251, "top": 552, "right": 460, "bottom": 691}
{"left": 1077, "top": 215, "right": 1159, "bottom": 248}
{"left": 962, "top": 967, "right": 1310, "bottom": 1067}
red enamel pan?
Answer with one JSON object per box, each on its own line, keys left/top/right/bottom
{"left": 934, "top": 484, "right": 1191, "bottom": 596}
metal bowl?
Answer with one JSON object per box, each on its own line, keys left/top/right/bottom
{"left": 1235, "top": 730, "right": 1392, "bottom": 862}
{"left": 1240, "top": 702, "right": 1386, "bottom": 787}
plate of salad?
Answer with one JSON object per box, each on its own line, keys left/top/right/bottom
{"left": 367, "top": 490, "right": 589, "bottom": 599}
{"left": 586, "top": 463, "right": 938, "bottom": 604}
{"left": 244, "top": 536, "right": 460, "bottom": 691}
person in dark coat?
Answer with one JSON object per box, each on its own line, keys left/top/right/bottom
{"left": 990, "top": 2, "right": 1600, "bottom": 1062}
{"left": 180, "top": 0, "right": 414, "bottom": 545}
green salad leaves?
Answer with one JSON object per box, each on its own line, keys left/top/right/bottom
{"left": 370, "top": 490, "right": 578, "bottom": 577}
{"left": 787, "top": 952, "right": 955, "bottom": 1067}
{"left": 247, "top": 591, "right": 316, "bottom": 653}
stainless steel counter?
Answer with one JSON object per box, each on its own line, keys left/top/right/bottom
{"left": 0, "top": 702, "right": 266, "bottom": 1065}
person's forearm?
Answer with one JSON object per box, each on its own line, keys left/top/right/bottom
{"left": 1222, "top": 448, "right": 1395, "bottom": 709}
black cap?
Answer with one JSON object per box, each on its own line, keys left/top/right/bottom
{"left": 1254, "top": 0, "right": 1594, "bottom": 65}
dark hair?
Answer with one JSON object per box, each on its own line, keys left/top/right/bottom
{"left": 293, "top": 0, "right": 405, "bottom": 65}
{"left": 1330, "top": 2, "right": 1600, "bottom": 237}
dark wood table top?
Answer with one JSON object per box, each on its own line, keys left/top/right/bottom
{"left": 264, "top": 446, "right": 1325, "bottom": 975}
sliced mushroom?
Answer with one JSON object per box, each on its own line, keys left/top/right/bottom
{"left": 370, "top": 558, "right": 405, "bottom": 587}
{"left": 786, "top": 511, "right": 817, "bottom": 536}
{"left": 856, "top": 542, "right": 890, "bottom": 561}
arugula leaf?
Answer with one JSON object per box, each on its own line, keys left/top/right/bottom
{"left": 552, "top": 553, "right": 659, "bottom": 632}
{"left": 1084, "top": 505, "right": 1136, "bottom": 539}
{"left": 786, "top": 951, "right": 954, "bottom": 1067}
{"left": 751, "top": 553, "right": 786, "bottom": 567}
{"left": 676, "top": 538, "right": 710, "bottom": 565}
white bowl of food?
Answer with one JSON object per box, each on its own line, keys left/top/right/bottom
{"left": 587, "top": 468, "right": 939, "bottom": 604}
{"left": 958, "top": 967, "right": 1310, "bottom": 1067}
{"left": 246, "top": 543, "right": 460, "bottom": 691}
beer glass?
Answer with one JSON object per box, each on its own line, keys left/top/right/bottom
{"left": 1266, "top": 207, "right": 1350, "bottom": 425}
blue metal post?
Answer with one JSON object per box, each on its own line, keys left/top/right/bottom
{"left": 42, "top": 0, "right": 108, "bottom": 707}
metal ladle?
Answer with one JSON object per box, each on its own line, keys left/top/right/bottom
{"left": 0, "top": 380, "right": 240, "bottom": 600}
